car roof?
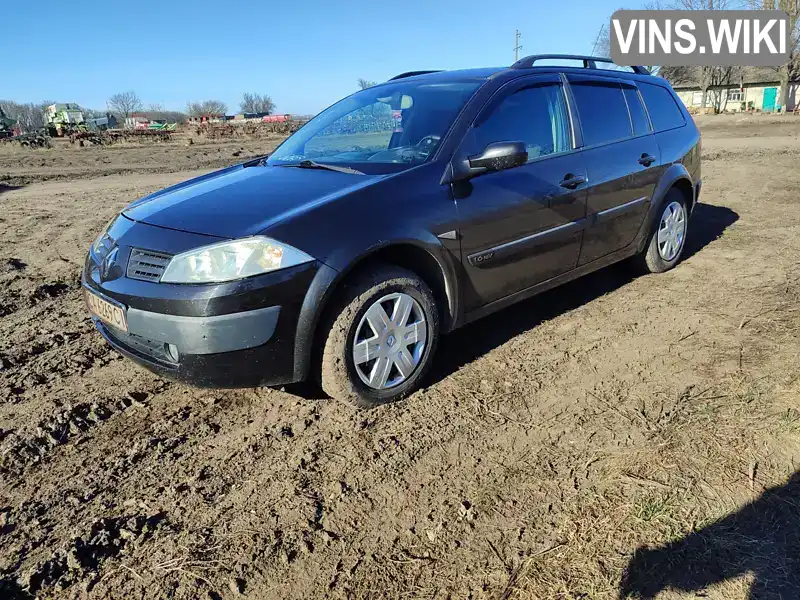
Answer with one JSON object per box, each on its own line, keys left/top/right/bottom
{"left": 383, "top": 56, "right": 664, "bottom": 88}
{"left": 375, "top": 67, "right": 505, "bottom": 87}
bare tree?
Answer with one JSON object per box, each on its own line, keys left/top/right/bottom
{"left": 107, "top": 91, "right": 143, "bottom": 119}
{"left": 711, "top": 66, "right": 742, "bottom": 112}
{"left": 659, "top": 65, "right": 697, "bottom": 86}
{"left": 239, "top": 93, "right": 275, "bottom": 114}
{"left": 148, "top": 103, "right": 164, "bottom": 112}
{"left": 0, "top": 100, "right": 52, "bottom": 132}
{"left": 671, "top": 0, "right": 737, "bottom": 109}
{"left": 595, "top": 3, "right": 663, "bottom": 71}
{"left": 186, "top": 100, "right": 228, "bottom": 117}
{"left": 594, "top": 24, "right": 612, "bottom": 58}
{"left": 357, "top": 78, "right": 378, "bottom": 90}
{"left": 747, "top": 0, "right": 800, "bottom": 112}
{"left": 601, "top": 0, "right": 735, "bottom": 107}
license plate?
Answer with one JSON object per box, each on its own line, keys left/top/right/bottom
{"left": 84, "top": 288, "right": 128, "bottom": 333}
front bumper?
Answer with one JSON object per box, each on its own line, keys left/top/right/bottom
{"left": 83, "top": 227, "right": 325, "bottom": 387}
{"left": 125, "top": 303, "right": 280, "bottom": 355}
{"left": 93, "top": 315, "right": 295, "bottom": 388}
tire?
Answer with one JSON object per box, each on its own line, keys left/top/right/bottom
{"left": 319, "top": 265, "right": 439, "bottom": 408}
{"left": 635, "top": 188, "right": 689, "bottom": 274}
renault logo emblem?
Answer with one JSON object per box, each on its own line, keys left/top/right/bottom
{"left": 100, "top": 247, "right": 119, "bottom": 281}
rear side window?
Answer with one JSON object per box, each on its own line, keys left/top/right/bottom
{"left": 471, "top": 84, "right": 571, "bottom": 160}
{"left": 638, "top": 83, "right": 686, "bottom": 132}
{"left": 570, "top": 82, "right": 632, "bottom": 147}
{"left": 623, "top": 87, "right": 650, "bottom": 136}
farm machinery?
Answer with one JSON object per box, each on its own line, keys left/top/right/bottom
{"left": 0, "top": 106, "right": 18, "bottom": 139}
{"left": 0, "top": 107, "right": 50, "bottom": 147}
{"left": 196, "top": 115, "right": 305, "bottom": 140}
{"left": 2, "top": 103, "right": 180, "bottom": 148}
{"left": 8, "top": 132, "right": 51, "bottom": 148}
{"left": 69, "top": 127, "right": 176, "bottom": 146}
{"left": 44, "top": 103, "right": 86, "bottom": 137}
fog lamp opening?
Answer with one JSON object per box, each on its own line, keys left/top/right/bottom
{"left": 165, "top": 343, "right": 180, "bottom": 362}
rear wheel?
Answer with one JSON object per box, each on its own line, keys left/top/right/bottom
{"left": 636, "top": 188, "right": 689, "bottom": 273}
{"left": 319, "top": 265, "right": 439, "bottom": 408}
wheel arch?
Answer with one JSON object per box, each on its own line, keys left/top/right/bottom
{"left": 292, "top": 240, "right": 460, "bottom": 382}
{"left": 637, "top": 164, "right": 695, "bottom": 253}
{"left": 670, "top": 177, "right": 695, "bottom": 213}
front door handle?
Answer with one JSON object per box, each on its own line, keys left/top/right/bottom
{"left": 639, "top": 153, "right": 656, "bottom": 167}
{"left": 559, "top": 174, "right": 586, "bottom": 189}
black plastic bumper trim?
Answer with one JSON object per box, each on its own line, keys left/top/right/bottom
{"left": 126, "top": 305, "right": 280, "bottom": 354}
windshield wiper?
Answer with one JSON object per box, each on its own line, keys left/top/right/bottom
{"left": 279, "top": 160, "right": 364, "bottom": 175}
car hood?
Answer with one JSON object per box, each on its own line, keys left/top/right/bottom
{"left": 123, "top": 163, "right": 382, "bottom": 238}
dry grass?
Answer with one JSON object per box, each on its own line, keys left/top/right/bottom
{"left": 510, "top": 298, "right": 800, "bottom": 599}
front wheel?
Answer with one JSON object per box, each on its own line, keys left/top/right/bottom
{"left": 319, "top": 265, "right": 439, "bottom": 408}
{"left": 636, "top": 189, "right": 689, "bottom": 274}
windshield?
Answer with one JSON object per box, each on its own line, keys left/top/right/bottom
{"left": 268, "top": 80, "right": 481, "bottom": 173}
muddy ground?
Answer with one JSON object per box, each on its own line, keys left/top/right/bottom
{"left": 0, "top": 115, "right": 799, "bottom": 600}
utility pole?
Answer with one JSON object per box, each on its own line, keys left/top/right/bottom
{"left": 514, "top": 30, "right": 523, "bottom": 62}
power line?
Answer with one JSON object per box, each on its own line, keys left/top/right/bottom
{"left": 514, "top": 30, "right": 523, "bottom": 62}
{"left": 591, "top": 24, "right": 605, "bottom": 56}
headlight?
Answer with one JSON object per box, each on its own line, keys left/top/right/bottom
{"left": 160, "top": 236, "right": 314, "bottom": 284}
{"left": 92, "top": 215, "right": 118, "bottom": 253}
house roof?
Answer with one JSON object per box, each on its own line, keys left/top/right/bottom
{"left": 671, "top": 67, "right": 788, "bottom": 90}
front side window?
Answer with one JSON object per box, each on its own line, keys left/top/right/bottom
{"left": 467, "top": 84, "right": 571, "bottom": 161}
{"left": 571, "top": 81, "right": 632, "bottom": 147}
{"left": 268, "top": 80, "right": 480, "bottom": 173}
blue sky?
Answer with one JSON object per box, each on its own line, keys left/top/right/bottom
{"left": 3, "top": 0, "right": 642, "bottom": 116}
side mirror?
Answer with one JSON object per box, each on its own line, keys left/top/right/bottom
{"left": 450, "top": 141, "right": 528, "bottom": 182}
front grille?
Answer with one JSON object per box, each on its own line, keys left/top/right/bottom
{"left": 126, "top": 248, "right": 172, "bottom": 282}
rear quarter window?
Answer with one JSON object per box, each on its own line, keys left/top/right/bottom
{"left": 639, "top": 82, "right": 686, "bottom": 132}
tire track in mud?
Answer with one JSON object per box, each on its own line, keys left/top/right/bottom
{"left": 0, "top": 265, "right": 110, "bottom": 401}
{"left": 0, "top": 395, "right": 333, "bottom": 596}
{"left": 0, "top": 315, "right": 118, "bottom": 403}
{"left": 0, "top": 327, "right": 114, "bottom": 401}
{"left": 0, "top": 259, "right": 75, "bottom": 317}
{"left": 5, "top": 512, "right": 170, "bottom": 596}
{"left": 0, "top": 381, "right": 171, "bottom": 476}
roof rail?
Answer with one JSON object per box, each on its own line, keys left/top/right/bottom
{"left": 388, "top": 70, "right": 443, "bottom": 81}
{"left": 511, "top": 54, "right": 650, "bottom": 76}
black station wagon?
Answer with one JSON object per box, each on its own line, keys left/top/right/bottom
{"left": 83, "top": 55, "right": 701, "bottom": 407}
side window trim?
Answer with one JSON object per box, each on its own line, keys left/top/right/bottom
{"left": 563, "top": 76, "right": 635, "bottom": 150}
{"left": 634, "top": 87, "right": 655, "bottom": 133}
{"left": 621, "top": 84, "right": 654, "bottom": 138}
{"left": 559, "top": 73, "right": 583, "bottom": 149}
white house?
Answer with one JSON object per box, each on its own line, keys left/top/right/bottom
{"left": 672, "top": 70, "right": 800, "bottom": 113}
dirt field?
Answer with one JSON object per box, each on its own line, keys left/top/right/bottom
{"left": 1, "top": 115, "right": 799, "bottom": 600}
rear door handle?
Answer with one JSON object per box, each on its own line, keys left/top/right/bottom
{"left": 639, "top": 154, "right": 656, "bottom": 167}
{"left": 559, "top": 174, "right": 586, "bottom": 189}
